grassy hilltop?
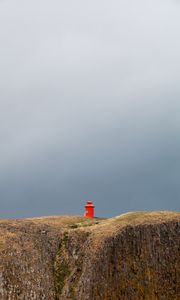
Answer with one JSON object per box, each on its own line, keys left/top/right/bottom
{"left": 0, "top": 211, "right": 179, "bottom": 299}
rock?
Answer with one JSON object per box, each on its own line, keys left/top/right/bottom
{"left": 0, "top": 212, "right": 179, "bottom": 299}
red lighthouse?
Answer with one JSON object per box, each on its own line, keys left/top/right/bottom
{"left": 84, "top": 201, "right": 95, "bottom": 218}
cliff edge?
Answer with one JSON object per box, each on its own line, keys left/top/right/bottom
{"left": 0, "top": 211, "right": 179, "bottom": 299}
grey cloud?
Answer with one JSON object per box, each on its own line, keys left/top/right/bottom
{"left": 0, "top": 0, "right": 180, "bottom": 217}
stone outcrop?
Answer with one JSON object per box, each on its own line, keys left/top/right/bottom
{"left": 0, "top": 212, "right": 179, "bottom": 299}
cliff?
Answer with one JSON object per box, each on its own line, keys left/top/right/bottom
{"left": 0, "top": 211, "right": 179, "bottom": 299}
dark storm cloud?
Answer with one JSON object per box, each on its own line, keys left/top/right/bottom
{"left": 0, "top": 0, "right": 180, "bottom": 217}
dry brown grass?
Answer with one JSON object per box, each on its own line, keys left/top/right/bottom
{"left": 0, "top": 211, "right": 179, "bottom": 300}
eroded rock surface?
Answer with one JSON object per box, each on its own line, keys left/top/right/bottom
{"left": 0, "top": 212, "right": 179, "bottom": 299}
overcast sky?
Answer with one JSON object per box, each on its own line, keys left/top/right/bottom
{"left": 0, "top": 0, "right": 180, "bottom": 218}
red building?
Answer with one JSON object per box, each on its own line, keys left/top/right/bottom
{"left": 84, "top": 201, "right": 95, "bottom": 218}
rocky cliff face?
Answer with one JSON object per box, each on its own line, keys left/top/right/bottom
{"left": 0, "top": 212, "right": 179, "bottom": 300}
